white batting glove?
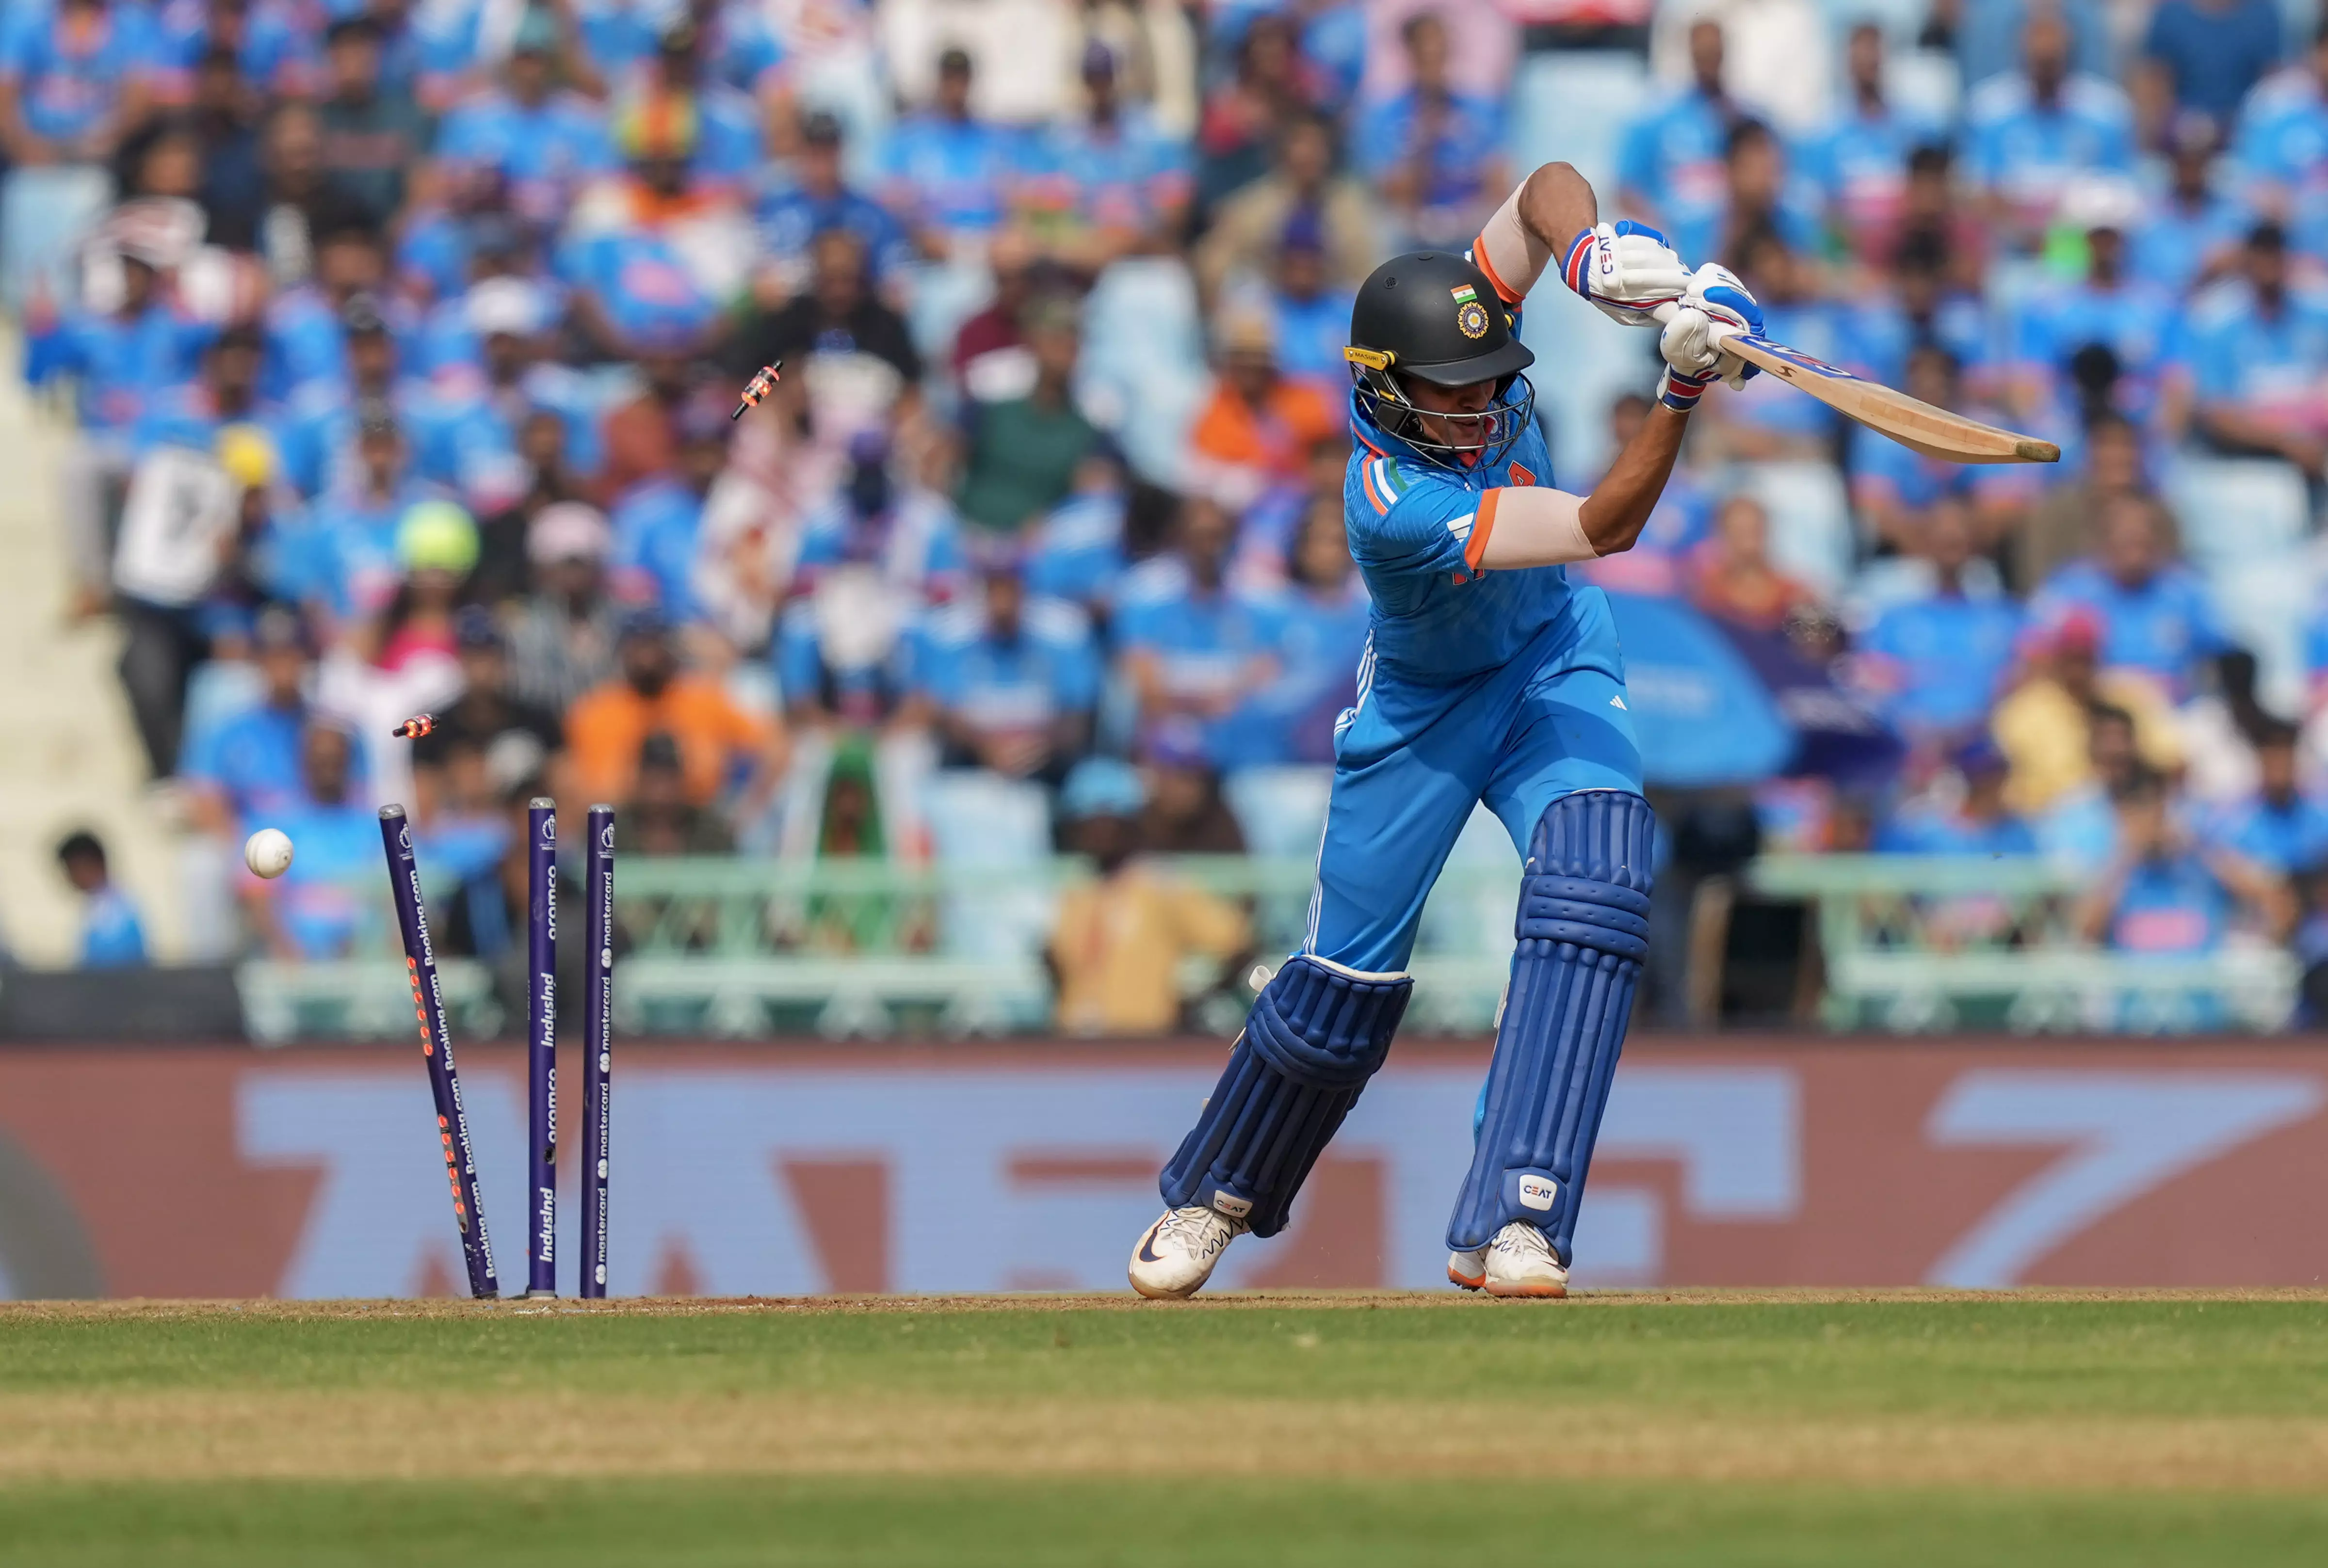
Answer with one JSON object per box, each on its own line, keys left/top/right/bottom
{"left": 1657, "top": 308, "right": 1723, "bottom": 411}
{"left": 1680, "top": 262, "right": 1763, "bottom": 388}
{"left": 1560, "top": 221, "right": 1690, "bottom": 328}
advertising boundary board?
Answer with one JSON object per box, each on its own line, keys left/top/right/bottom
{"left": 1, "top": 1037, "right": 2324, "bottom": 1297}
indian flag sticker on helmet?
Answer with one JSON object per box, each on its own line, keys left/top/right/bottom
{"left": 1449, "top": 284, "right": 1478, "bottom": 303}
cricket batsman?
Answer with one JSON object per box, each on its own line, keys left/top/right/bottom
{"left": 1129, "top": 162, "right": 1762, "bottom": 1299}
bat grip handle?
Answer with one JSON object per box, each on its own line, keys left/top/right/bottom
{"left": 1650, "top": 300, "right": 1741, "bottom": 346}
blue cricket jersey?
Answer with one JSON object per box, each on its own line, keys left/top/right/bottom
{"left": 1343, "top": 390, "right": 1579, "bottom": 686}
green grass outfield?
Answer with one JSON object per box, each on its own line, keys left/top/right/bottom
{"left": 3, "top": 1291, "right": 2327, "bottom": 1566}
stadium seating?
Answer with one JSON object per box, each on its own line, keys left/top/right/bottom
{"left": 1078, "top": 257, "right": 1209, "bottom": 484}
{"left": 2168, "top": 458, "right": 2312, "bottom": 570}
{"left": 920, "top": 769, "right": 1059, "bottom": 962}
{"left": 1505, "top": 51, "right": 1650, "bottom": 206}
{"left": 1884, "top": 50, "right": 1964, "bottom": 123}
{"left": 2209, "top": 557, "right": 2316, "bottom": 719}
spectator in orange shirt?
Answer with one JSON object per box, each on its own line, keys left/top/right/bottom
{"left": 1185, "top": 301, "right": 1340, "bottom": 512}
{"left": 1686, "top": 494, "right": 1821, "bottom": 634}
{"left": 566, "top": 609, "right": 789, "bottom": 818}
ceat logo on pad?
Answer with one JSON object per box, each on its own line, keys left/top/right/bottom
{"left": 1518, "top": 1174, "right": 1558, "bottom": 1211}
{"left": 1212, "top": 1193, "right": 1254, "bottom": 1219}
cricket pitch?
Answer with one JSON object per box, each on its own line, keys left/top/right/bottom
{"left": 3, "top": 1291, "right": 2325, "bottom": 1564}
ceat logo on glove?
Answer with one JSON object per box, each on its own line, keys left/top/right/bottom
{"left": 1518, "top": 1174, "right": 1558, "bottom": 1211}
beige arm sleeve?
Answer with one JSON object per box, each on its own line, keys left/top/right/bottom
{"left": 1472, "top": 181, "right": 1557, "bottom": 304}
{"left": 1471, "top": 486, "right": 1598, "bottom": 570}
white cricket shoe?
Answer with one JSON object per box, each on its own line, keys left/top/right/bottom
{"left": 1482, "top": 1222, "right": 1569, "bottom": 1298}
{"left": 1447, "top": 1245, "right": 1488, "bottom": 1291}
{"left": 1128, "top": 1206, "right": 1247, "bottom": 1299}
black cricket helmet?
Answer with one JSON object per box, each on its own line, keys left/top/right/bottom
{"left": 1346, "top": 250, "right": 1536, "bottom": 467}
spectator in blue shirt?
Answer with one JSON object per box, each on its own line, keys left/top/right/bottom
{"left": 609, "top": 397, "right": 727, "bottom": 622}
{"left": 694, "top": 0, "right": 792, "bottom": 120}
{"left": 262, "top": 219, "right": 402, "bottom": 402}
{"left": 2006, "top": 177, "right": 2182, "bottom": 430}
{"left": 55, "top": 829, "right": 147, "bottom": 967}
{"left": 1943, "top": 0, "right": 2111, "bottom": 92}
{"left": 916, "top": 541, "right": 1101, "bottom": 784}
{"left": 572, "top": 0, "right": 661, "bottom": 85}
{"left": 1020, "top": 41, "right": 1192, "bottom": 271}
{"left": 152, "top": 0, "right": 317, "bottom": 106}
{"left": 408, "top": 216, "right": 547, "bottom": 372}
{"left": 1253, "top": 494, "right": 1369, "bottom": 765}
{"left": 1026, "top": 453, "right": 1131, "bottom": 623}
{"left": 2136, "top": 0, "right": 2284, "bottom": 134}
{"left": 1851, "top": 344, "right": 2039, "bottom": 553}
{"left": 25, "top": 240, "right": 209, "bottom": 437}
{"left": 431, "top": 19, "right": 614, "bottom": 230}
{"left": 1875, "top": 737, "right": 2038, "bottom": 857}
{"left": 1960, "top": 8, "right": 2135, "bottom": 245}
{"left": 2027, "top": 694, "right": 2143, "bottom": 870}
{"left": 131, "top": 323, "right": 277, "bottom": 461}
{"left": 2229, "top": 22, "right": 2328, "bottom": 212}
{"left": 1804, "top": 23, "right": 1945, "bottom": 265}
{"left": 276, "top": 293, "right": 443, "bottom": 499}
{"left": 1265, "top": 209, "right": 1352, "bottom": 391}
{"left": 2030, "top": 492, "right": 2235, "bottom": 701}
{"left": 1116, "top": 496, "right": 1285, "bottom": 772}
{"left": 1701, "top": 231, "right": 1843, "bottom": 462}
{"left": 1617, "top": 16, "right": 1734, "bottom": 247}
{"left": 878, "top": 47, "right": 1021, "bottom": 255}
{"left": 559, "top": 190, "right": 720, "bottom": 366}
{"left": 755, "top": 109, "right": 909, "bottom": 300}
{"left": 1354, "top": 10, "right": 1506, "bottom": 250}
{"left": 2131, "top": 112, "right": 2248, "bottom": 294}
{"left": 427, "top": 276, "right": 605, "bottom": 507}
{"left": 241, "top": 719, "right": 382, "bottom": 960}
{"left": 2076, "top": 766, "right": 2290, "bottom": 956}
{"left": 181, "top": 604, "right": 318, "bottom": 826}
{"left": 1857, "top": 499, "right": 2026, "bottom": 747}
{"left": 1674, "top": 117, "right": 1822, "bottom": 283}
{"left": 1840, "top": 233, "right": 1995, "bottom": 396}
{"left": 2207, "top": 719, "right": 2328, "bottom": 873}
{"left": 2186, "top": 222, "right": 2328, "bottom": 481}
{"left": 0, "top": 0, "right": 158, "bottom": 164}
{"left": 286, "top": 401, "right": 448, "bottom": 629}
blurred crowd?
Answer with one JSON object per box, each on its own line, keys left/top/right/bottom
{"left": 12, "top": 0, "right": 2328, "bottom": 1000}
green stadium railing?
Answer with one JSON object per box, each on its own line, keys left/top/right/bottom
{"left": 1744, "top": 854, "right": 2299, "bottom": 1034}
{"left": 231, "top": 852, "right": 2302, "bottom": 1040}
{"left": 231, "top": 854, "right": 1521, "bottom": 1041}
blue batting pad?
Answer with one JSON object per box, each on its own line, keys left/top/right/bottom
{"left": 1445, "top": 790, "right": 1654, "bottom": 1257}
{"left": 1160, "top": 954, "right": 1412, "bottom": 1237}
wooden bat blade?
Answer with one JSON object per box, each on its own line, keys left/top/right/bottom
{"left": 1719, "top": 334, "right": 2059, "bottom": 464}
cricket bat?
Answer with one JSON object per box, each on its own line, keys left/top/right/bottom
{"left": 1655, "top": 305, "right": 2060, "bottom": 465}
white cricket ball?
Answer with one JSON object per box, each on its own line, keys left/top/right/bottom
{"left": 243, "top": 828, "right": 294, "bottom": 880}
